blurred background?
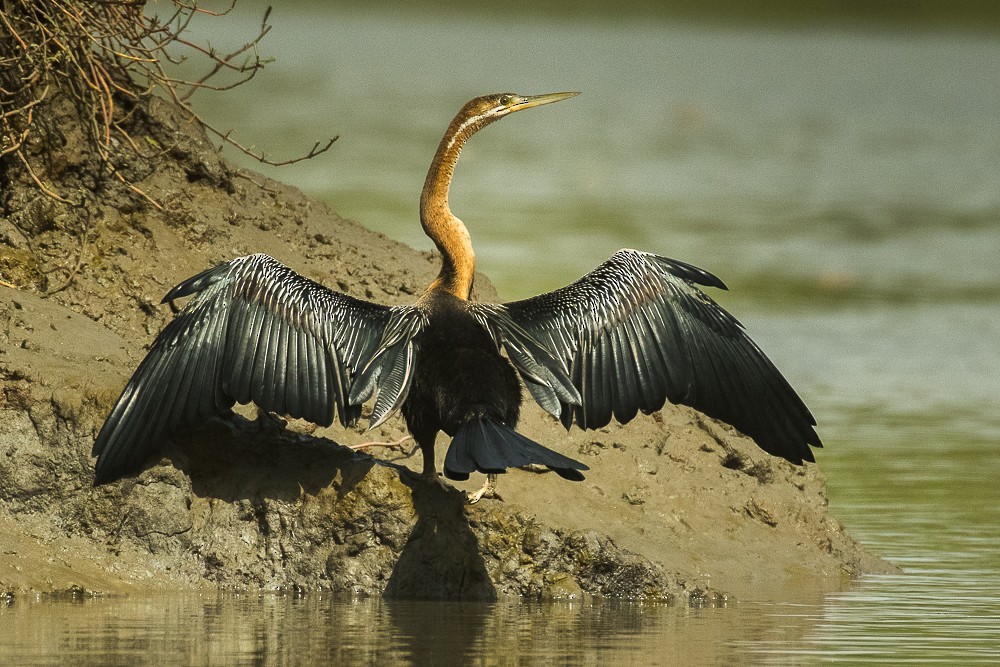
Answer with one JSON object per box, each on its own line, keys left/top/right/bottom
{"left": 104, "top": 0, "right": 1000, "bottom": 661}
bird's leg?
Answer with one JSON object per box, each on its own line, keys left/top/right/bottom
{"left": 349, "top": 434, "right": 414, "bottom": 452}
{"left": 409, "top": 428, "right": 451, "bottom": 492}
{"left": 467, "top": 473, "right": 501, "bottom": 504}
{"left": 416, "top": 430, "right": 437, "bottom": 478}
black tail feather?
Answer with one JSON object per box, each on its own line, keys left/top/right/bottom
{"left": 444, "top": 419, "right": 588, "bottom": 481}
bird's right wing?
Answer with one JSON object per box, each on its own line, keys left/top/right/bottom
{"left": 92, "top": 253, "right": 422, "bottom": 484}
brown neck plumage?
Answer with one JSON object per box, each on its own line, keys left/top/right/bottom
{"left": 417, "top": 92, "right": 577, "bottom": 300}
{"left": 420, "top": 109, "right": 490, "bottom": 300}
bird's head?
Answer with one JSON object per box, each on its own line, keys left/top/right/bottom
{"left": 450, "top": 91, "right": 580, "bottom": 138}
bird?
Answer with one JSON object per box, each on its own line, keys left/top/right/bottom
{"left": 92, "top": 91, "right": 822, "bottom": 502}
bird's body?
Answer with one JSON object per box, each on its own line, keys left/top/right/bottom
{"left": 402, "top": 290, "right": 523, "bottom": 475}
{"left": 92, "top": 91, "right": 822, "bottom": 497}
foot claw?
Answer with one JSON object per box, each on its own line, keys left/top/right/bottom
{"left": 466, "top": 474, "right": 500, "bottom": 504}
{"left": 466, "top": 489, "right": 502, "bottom": 504}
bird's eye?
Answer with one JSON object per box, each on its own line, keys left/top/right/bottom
{"left": 498, "top": 94, "right": 512, "bottom": 106}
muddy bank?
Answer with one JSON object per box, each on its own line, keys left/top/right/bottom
{"left": 0, "top": 96, "right": 893, "bottom": 603}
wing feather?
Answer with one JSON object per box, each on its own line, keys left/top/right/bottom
{"left": 296, "top": 328, "right": 315, "bottom": 418}
{"left": 255, "top": 309, "right": 279, "bottom": 413}
{"left": 589, "top": 332, "right": 613, "bottom": 429}
{"left": 284, "top": 327, "right": 302, "bottom": 418}
{"left": 229, "top": 299, "right": 262, "bottom": 404}
{"left": 609, "top": 322, "right": 640, "bottom": 424}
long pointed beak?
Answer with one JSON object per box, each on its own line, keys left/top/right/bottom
{"left": 509, "top": 91, "right": 580, "bottom": 112}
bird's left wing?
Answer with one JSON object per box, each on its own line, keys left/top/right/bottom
{"left": 92, "top": 253, "right": 421, "bottom": 484}
{"left": 472, "top": 249, "right": 821, "bottom": 464}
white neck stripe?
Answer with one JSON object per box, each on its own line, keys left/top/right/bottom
{"left": 444, "top": 106, "right": 504, "bottom": 153}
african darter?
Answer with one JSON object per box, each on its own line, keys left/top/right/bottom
{"left": 92, "top": 92, "right": 821, "bottom": 502}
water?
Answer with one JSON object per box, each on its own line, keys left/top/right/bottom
{"left": 9, "top": 3, "right": 1000, "bottom": 663}
{"left": 7, "top": 590, "right": 992, "bottom": 665}
{"left": 0, "top": 594, "right": 820, "bottom": 664}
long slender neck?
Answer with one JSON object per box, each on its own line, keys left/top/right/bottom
{"left": 420, "top": 114, "right": 480, "bottom": 300}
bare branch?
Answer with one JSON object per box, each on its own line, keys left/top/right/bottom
{"left": 1, "top": 1, "right": 333, "bottom": 210}
{"left": 201, "top": 118, "right": 339, "bottom": 166}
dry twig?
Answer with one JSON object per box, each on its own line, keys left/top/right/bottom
{"left": 0, "top": 1, "right": 336, "bottom": 206}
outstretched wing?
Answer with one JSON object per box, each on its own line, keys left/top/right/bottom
{"left": 475, "top": 249, "right": 821, "bottom": 464}
{"left": 92, "top": 253, "right": 420, "bottom": 484}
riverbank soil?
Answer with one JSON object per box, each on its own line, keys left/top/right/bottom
{"left": 0, "top": 94, "right": 894, "bottom": 604}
